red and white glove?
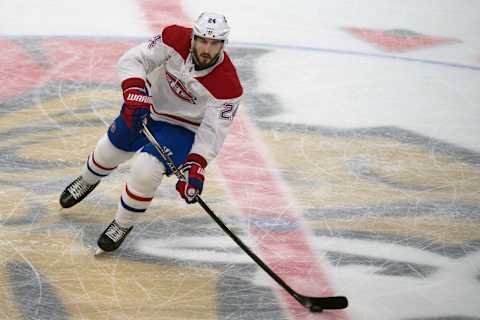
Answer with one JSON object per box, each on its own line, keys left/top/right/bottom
{"left": 121, "top": 78, "right": 153, "bottom": 131}
{"left": 176, "top": 153, "right": 207, "bottom": 204}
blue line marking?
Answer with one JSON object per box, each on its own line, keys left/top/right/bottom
{"left": 231, "top": 41, "right": 480, "bottom": 71}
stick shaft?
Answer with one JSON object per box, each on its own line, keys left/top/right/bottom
{"left": 142, "top": 123, "right": 347, "bottom": 310}
{"left": 142, "top": 124, "right": 301, "bottom": 296}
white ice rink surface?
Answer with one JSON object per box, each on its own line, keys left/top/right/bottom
{"left": 3, "top": 0, "right": 479, "bottom": 151}
{"left": 0, "top": 1, "right": 479, "bottom": 320}
{"left": 185, "top": 0, "right": 480, "bottom": 152}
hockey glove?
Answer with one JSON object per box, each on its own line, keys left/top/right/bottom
{"left": 121, "top": 78, "right": 153, "bottom": 131}
{"left": 176, "top": 153, "right": 207, "bottom": 204}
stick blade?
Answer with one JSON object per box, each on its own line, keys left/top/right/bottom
{"left": 305, "top": 296, "right": 349, "bottom": 312}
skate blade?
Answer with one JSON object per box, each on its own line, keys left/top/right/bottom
{"left": 94, "top": 248, "right": 105, "bottom": 256}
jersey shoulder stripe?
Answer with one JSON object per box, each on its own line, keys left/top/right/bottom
{"left": 162, "top": 24, "right": 243, "bottom": 100}
{"left": 161, "top": 25, "right": 192, "bottom": 61}
{"left": 195, "top": 53, "right": 243, "bottom": 100}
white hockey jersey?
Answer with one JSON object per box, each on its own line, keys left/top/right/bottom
{"left": 116, "top": 25, "right": 243, "bottom": 165}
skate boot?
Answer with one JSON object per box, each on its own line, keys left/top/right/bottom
{"left": 60, "top": 176, "right": 100, "bottom": 208}
{"left": 97, "top": 219, "right": 133, "bottom": 252}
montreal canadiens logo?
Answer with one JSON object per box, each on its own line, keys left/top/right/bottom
{"left": 165, "top": 70, "right": 197, "bottom": 104}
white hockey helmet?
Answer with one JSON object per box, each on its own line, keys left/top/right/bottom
{"left": 192, "top": 12, "right": 230, "bottom": 41}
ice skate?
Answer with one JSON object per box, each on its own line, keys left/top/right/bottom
{"left": 60, "top": 176, "right": 100, "bottom": 208}
{"left": 96, "top": 219, "right": 133, "bottom": 253}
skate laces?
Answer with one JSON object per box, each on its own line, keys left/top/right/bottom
{"left": 68, "top": 177, "right": 92, "bottom": 200}
{"left": 105, "top": 220, "right": 129, "bottom": 242}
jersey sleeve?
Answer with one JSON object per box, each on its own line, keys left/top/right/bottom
{"left": 189, "top": 96, "right": 242, "bottom": 164}
{"left": 116, "top": 34, "right": 173, "bottom": 83}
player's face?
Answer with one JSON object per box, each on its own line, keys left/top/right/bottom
{"left": 193, "top": 37, "right": 224, "bottom": 67}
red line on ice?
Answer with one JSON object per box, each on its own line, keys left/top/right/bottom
{"left": 136, "top": 0, "right": 190, "bottom": 34}
{"left": 217, "top": 114, "right": 349, "bottom": 319}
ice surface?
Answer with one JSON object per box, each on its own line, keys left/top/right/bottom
{"left": 0, "top": 1, "right": 479, "bottom": 319}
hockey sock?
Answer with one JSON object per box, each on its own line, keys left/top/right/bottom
{"left": 115, "top": 183, "right": 153, "bottom": 227}
{"left": 81, "top": 134, "right": 134, "bottom": 184}
{"left": 115, "top": 152, "right": 165, "bottom": 227}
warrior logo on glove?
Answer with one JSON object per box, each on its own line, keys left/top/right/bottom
{"left": 121, "top": 78, "right": 153, "bottom": 131}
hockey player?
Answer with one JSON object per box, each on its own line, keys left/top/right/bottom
{"left": 59, "top": 12, "right": 243, "bottom": 253}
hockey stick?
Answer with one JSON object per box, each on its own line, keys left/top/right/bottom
{"left": 142, "top": 123, "right": 348, "bottom": 313}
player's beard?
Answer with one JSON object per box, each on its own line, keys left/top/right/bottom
{"left": 192, "top": 48, "right": 220, "bottom": 70}
{"left": 197, "top": 52, "right": 212, "bottom": 65}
